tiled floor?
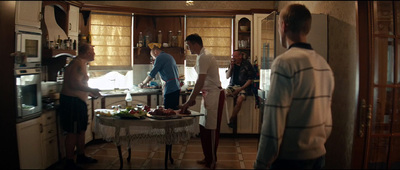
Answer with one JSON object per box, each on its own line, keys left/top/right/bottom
{"left": 51, "top": 136, "right": 259, "bottom": 169}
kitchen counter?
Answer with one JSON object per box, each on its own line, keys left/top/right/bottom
{"left": 99, "top": 88, "right": 162, "bottom": 97}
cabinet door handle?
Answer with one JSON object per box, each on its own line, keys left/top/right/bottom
{"left": 40, "top": 123, "right": 43, "bottom": 133}
{"left": 49, "top": 139, "right": 54, "bottom": 144}
{"left": 48, "top": 130, "right": 53, "bottom": 134}
{"left": 69, "top": 23, "right": 72, "bottom": 30}
{"left": 47, "top": 116, "right": 52, "bottom": 120}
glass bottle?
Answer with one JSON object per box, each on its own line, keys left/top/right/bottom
{"left": 168, "top": 30, "right": 173, "bottom": 47}
{"left": 73, "top": 40, "right": 77, "bottom": 50}
{"left": 138, "top": 32, "right": 143, "bottom": 47}
{"left": 125, "top": 91, "right": 132, "bottom": 109}
{"left": 87, "top": 32, "right": 91, "bottom": 44}
{"left": 157, "top": 30, "right": 162, "bottom": 44}
{"left": 145, "top": 35, "right": 150, "bottom": 47}
{"left": 57, "top": 35, "right": 62, "bottom": 49}
{"left": 177, "top": 30, "right": 182, "bottom": 47}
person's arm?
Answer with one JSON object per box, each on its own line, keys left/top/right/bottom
{"left": 139, "top": 76, "right": 153, "bottom": 88}
{"left": 181, "top": 74, "right": 206, "bottom": 111}
{"left": 139, "top": 56, "right": 162, "bottom": 88}
{"left": 225, "top": 59, "right": 234, "bottom": 79}
{"left": 254, "top": 58, "right": 292, "bottom": 169}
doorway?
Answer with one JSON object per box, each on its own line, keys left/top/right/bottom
{"left": 352, "top": 1, "right": 400, "bottom": 169}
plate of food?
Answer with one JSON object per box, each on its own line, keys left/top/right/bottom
{"left": 147, "top": 107, "right": 182, "bottom": 120}
{"left": 176, "top": 109, "right": 204, "bottom": 117}
{"left": 114, "top": 109, "right": 147, "bottom": 119}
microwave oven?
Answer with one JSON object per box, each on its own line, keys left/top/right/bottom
{"left": 16, "top": 32, "right": 42, "bottom": 63}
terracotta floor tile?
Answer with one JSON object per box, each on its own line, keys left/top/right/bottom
{"left": 242, "top": 153, "right": 257, "bottom": 160}
{"left": 151, "top": 151, "right": 181, "bottom": 159}
{"left": 240, "top": 146, "right": 258, "bottom": 153}
{"left": 217, "top": 146, "right": 238, "bottom": 153}
{"left": 87, "top": 155, "right": 119, "bottom": 165}
{"left": 95, "top": 148, "right": 125, "bottom": 156}
{"left": 142, "top": 158, "right": 179, "bottom": 169}
{"left": 216, "top": 153, "right": 239, "bottom": 160}
{"left": 243, "top": 160, "right": 256, "bottom": 169}
{"left": 185, "top": 145, "right": 203, "bottom": 152}
{"left": 237, "top": 138, "right": 259, "bottom": 142}
{"left": 182, "top": 152, "right": 204, "bottom": 160}
{"left": 238, "top": 141, "right": 259, "bottom": 147}
{"left": 179, "top": 160, "right": 209, "bottom": 169}
{"left": 125, "top": 150, "right": 152, "bottom": 158}
{"left": 215, "top": 160, "right": 242, "bottom": 169}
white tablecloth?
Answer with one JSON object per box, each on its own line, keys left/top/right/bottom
{"left": 94, "top": 111, "right": 200, "bottom": 146}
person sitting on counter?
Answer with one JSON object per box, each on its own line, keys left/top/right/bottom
{"left": 225, "top": 50, "right": 256, "bottom": 128}
{"left": 138, "top": 43, "right": 181, "bottom": 110}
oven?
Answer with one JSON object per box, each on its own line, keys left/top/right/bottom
{"left": 15, "top": 67, "right": 42, "bottom": 122}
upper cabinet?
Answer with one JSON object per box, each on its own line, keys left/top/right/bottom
{"left": 235, "top": 15, "right": 252, "bottom": 60}
{"left": 68, "top": 5, "right": 79, "bottom": 36}
{"left": 15, "top": 1, "right": 42, "bottom": 33}
{"left": 133, "top": 15, "right": 185, "bottom": 64}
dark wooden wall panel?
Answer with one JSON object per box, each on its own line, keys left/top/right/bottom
{"left": 0, "top": 1, "right": 19, "bottom": 169}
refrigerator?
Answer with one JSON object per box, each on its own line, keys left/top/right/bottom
{"left": 258, "top": 12, "right": 328, "bottom": 131}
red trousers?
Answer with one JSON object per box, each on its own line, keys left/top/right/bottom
{"left": 200, "top": 90, "right": 225, "bottom": 168}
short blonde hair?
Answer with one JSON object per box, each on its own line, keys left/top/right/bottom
{"left": 280, "top": 4, "right": 312, "bottom": 35}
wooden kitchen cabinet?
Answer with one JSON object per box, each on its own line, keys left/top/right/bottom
{"left": 16, "top": 117, "right": 44, "bottom": 169}
{"left": 41, "top": 110, "right": 59, "bottom": 168}
{"left": 134, "top": 15, "right": 185, "bottom": 64}
{"left": 235, "top": 15, "right": 252, "bottom": 59}
{"left": 15, "top": 1, "right": 42, "bottom": 29}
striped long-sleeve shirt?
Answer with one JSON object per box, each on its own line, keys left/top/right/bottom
{"left": 254, "top": 43, "right": 334, "bottom": 169}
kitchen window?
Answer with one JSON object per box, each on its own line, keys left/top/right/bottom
{"left": 88, "top": 13, "right": 133, "bottom": 90}
{"left": 185, "top": 16, "right": 233, "bottom": 88}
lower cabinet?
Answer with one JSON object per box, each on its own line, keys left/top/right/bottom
{"left": 16, "top": 117, "right": 44, "bottom": 169}
{"left": 41, "top": 110, "right": 59, "bottom": 168}
{"left": 16, "top": 109, "right": 60, "bottom": 169}
{"left": 42, "top": 136, "right": 59, "bottom": 168}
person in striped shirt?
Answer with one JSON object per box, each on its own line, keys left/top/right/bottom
{"left": 254, "top": 4, "right": 334, "bottom": 169}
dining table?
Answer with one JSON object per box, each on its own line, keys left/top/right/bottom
{"left": 93, "top": 109, "right": 203, "bottom": 169}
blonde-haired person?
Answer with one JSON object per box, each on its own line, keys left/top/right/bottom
{"left": 254, "top": 4, "right": 334, "bottom": 169}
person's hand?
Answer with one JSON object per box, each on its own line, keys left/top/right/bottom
{"left": 89, "top": 88, "right": 102, "bottom": 99}
{"left": 138, "top": 83, "right": 144, "bottom": 88}
{"left": 230, "top": 58, "right": 235, "bottom": 68}
{"left": 179, "top": 100, "right": 196, "bottom": 112}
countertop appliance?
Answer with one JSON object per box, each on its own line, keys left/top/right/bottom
{"left": 16, "top": 31, "right": 42, "bottom": 64}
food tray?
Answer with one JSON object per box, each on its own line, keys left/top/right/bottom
{"left": 146, "top": 113, "right": 182, "bottom": 120}
{"left": 176, "top": 109, "right": 204, "bottom": 117}
{"left": 114, "top": 113, "right": 145, "bottom": 119}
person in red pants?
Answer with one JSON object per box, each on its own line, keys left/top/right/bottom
{"left": 181, "top": 34, "right": 225, "bottom": 169}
